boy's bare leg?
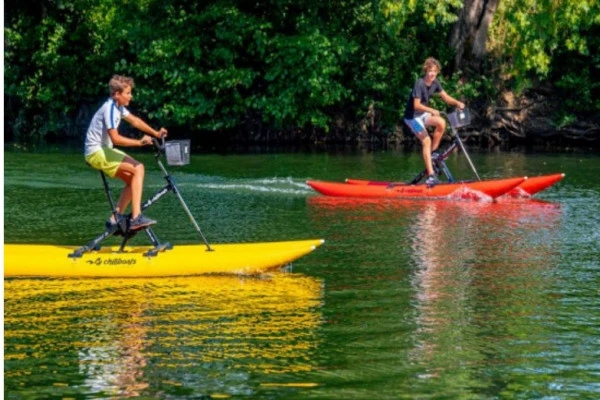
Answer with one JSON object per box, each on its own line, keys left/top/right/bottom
{"left": 426, "top": 115, "right": 446, "bottom": 152}
{"left": 417, "top": 131, "right": 434, "bottom": 176}
{"left": 115, "top": 156, "right": 145, "bottom": 218}
{"left": 115, "top": 184, "right": 132, "bottom": 215}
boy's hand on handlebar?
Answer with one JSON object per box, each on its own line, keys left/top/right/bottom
{"left": 140, "top": 135, "right": 153, "bottom": 146}
{"left": 157, "top": 128, "right": 168, "bottom": 139}
{"left": 456, "top": 101, "right": 466, "bottom": 110}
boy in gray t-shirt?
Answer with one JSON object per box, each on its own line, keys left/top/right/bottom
{"left": 404, "top": 58, "right": 465, "bottom": 185}
{"left": 84, "top": 75, "right": 167, "bottom": 230}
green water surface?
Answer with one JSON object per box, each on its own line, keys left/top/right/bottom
{"left": 4, "top": 148, "right": 600, "bottom": 399}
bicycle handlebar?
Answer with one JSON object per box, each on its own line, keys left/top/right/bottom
{"left": 151, "top": 136, "right": 166, "bottom": 154}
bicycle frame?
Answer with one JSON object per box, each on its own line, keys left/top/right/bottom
{"left": 408, "top": 110, "right": 481, "bottom": 184}
{"left": 69, "top": 139, "right": 212, "bottom": 258}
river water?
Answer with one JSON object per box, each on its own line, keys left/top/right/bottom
{"left": 4, "top": 147, "right": 600, "bottom": 399}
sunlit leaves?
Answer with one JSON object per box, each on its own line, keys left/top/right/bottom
{"left": 491, "top": 0, "right": 600, "bottom": 79}
{"left": 5, "top": 0, "right": 600, "bottom": 142}
{"left": 487, "top": 0, "right": 600, "bottom": 113}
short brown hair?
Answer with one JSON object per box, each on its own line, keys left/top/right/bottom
{"left": 108, "top": 75, "right": 134, "bottom": 95}
{"left": 422, "top": 57, "right": 441, "bottom": 74}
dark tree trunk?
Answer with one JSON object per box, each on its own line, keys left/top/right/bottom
{"left": 450, "top": 0, "right": 499, "bottom": 75}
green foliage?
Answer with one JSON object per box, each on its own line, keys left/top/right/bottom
{"left": 4, "top": 0, "right": 466, "bottom": 142}
{"left": 4, "top": 0, "right": 599, "bottom": 144}
{"left": 550, "top": 23, "right": 600, "bottom": 115}
{"left": 489, "top": 0, "right": 600, "bottom": 114}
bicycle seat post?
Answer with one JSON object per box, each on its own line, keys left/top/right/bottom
{"left": 100, "top": 171, "right": 119, "bottom": 219}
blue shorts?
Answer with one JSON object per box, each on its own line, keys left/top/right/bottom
{"left": 404, "top": 113, "right": 431, "bottom": 136}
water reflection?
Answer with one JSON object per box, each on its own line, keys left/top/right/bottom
{"left": 308, "top": 196, "right": 565, "bottom": 396}
{"left": 76, "top": 296, "right": 150, "bottom": 397}
{"left": 408, "top": 200, "right": 563, "bottom": 389}
{"left": 4, "top": 274, "right": 323, "bottom": 398}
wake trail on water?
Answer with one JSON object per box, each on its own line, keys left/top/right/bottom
{"left": 180, "top": 176, "right": 314, "bottom": 196}
{"left": 5, "top": 174, "right": 315, "bottom": 196}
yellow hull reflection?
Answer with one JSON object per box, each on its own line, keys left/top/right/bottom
{"left": 4, "top": 274, "right": 324, "bottom": 397}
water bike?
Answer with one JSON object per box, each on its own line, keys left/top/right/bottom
{"left": 307, "top": 109, "right": 564, "bottom": 200}
{"left": 5, "top": 138, "right": 323, "bottom": 277}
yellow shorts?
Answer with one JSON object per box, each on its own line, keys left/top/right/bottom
{"left": 85, "top": 147, "right": 127, "bottom": 178}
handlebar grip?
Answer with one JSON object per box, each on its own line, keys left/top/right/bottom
{"left": 152, "top": 136, "right": 165, "bottom": 152}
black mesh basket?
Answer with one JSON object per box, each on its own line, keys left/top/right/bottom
{"left": 165, "top": 140, "right": 191, "bottom": 166}
{"left": 447, "top": 109, "right": 471, "bottom": 129}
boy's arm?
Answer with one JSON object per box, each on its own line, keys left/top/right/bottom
{"left": 124, "top": 114, "right": 168, "bottom": 139}
{"left": 107, "top": 128, "right": 148, "bottom": 147}
{"left": 108, "top": 114, "right": 168, "bottom": 147}
{"left": 439, "top": 91, "right": 465, "bottom": 109}
{"left": 414, "top": 98, "right": 440, "bottom": 116}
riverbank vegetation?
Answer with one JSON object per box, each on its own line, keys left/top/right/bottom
{"left": 4, "top": 0, "right": 600, "bottom": 148}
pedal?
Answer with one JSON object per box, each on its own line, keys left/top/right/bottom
{"left": 127, "top": 219, "right": 157, "bottom": 233}
{"left": 127, "top": 224, "right": 154, "bottom": 233}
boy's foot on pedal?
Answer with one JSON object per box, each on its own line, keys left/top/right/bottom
{"left": 129, "top": 214, "right": 157, "bottom": 230}
{"left": 105, "top": 213, "right": 126, "bottom": 230}
{"left": 425, "top": 174, "right": 440, "bottom": 186}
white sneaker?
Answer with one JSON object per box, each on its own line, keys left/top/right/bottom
{"left": 425, "top": 175, "right": 440, "bottom": 186}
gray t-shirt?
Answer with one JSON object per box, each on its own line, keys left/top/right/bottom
{"left": 84, "top": 98, "right": 130, "bottom": 156}
{"left": 404, "top": 78, "right": 443, "bottom": 119}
